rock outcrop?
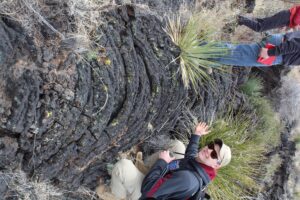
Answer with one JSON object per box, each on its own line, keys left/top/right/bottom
{"left": 0, "top": 2, "right": 245, "bottom": 198}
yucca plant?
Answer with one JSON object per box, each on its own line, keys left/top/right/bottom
{"left": 165, "top": 15, "right": 229, "bottom": 92}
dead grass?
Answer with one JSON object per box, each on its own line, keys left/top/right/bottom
{"left": 230, "top": 0, "right": 294, "bottom": 42}
{"left": 279, "top": 66, "right": 300, "bottom": 125}
{"left": 0, "top": 0, "right": 64, "bottom": 38}
{"left": 261, "top": 154, "right": 282, "bottom": 186}
{"left": 0, "top": 170, "right": 63, "bottom": 200}
{"left": 178, "top": 0, "right": 241, "bottom": 41}
{"left": 254, "top": 0, "right": 293, "bottom": 17}
{"left": 0, "top": 0, "right": 113, "bottom": 53}
{"left": 279, "top": 67, "right": 300, "bottom": 198}
{"left": 0, "top": 170, "right": 100, "bottom": 200}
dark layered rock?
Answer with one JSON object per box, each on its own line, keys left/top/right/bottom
{"left": 0, "top": 3, "right": 245, "bottom": 199}
{"left": 261, "top": 127, "right": 297, "bottom": 200}
{"left": 0, "top": 4, "right": 186, "bottom": 193}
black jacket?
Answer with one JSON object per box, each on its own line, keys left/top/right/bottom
{"left": 140, "top": 135, "right": 212, "bottom": 200}
{"left": 268, "top": 31, "right": 300, "bottom": 66}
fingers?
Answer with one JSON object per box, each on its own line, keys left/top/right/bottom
{"left": 197, "top": 122, "right": 208, "bottom": 128}
{"left": 195, "top": 121, "right": 211, "bottom": 136}
{"left": 259, "top": 48, "right": 269, "bottom": 59}
{"left": 259, "top": 48, "right": 264, "bottom": 57}
{"left": 159, "top": 150, "right": 175, "bottom": 163}
{"left": 198, "top": 122, "right": 209, "bottom": 129}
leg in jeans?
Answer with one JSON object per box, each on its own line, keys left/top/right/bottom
{"left": 265, "top": 33, "right": 284, "bottom": 46}
{"left": 215, "top": 34, "right": 283, "bottom": 67}
{"left": 238, "top": 10, "right": 290, "bottom": 32}
{"left": 110, "top": 159, "right": 145, "bottom": 200}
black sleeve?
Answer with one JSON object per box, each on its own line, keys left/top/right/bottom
{"left": 148, "top": 171, "right": 199, "bottom": 199}
{"left": 141, "top": 159, "right": 168, "bottom": 193}
{"left": 268, "top": 39, "right": 300, "bottom": 56}
{"left": 284, "top": 31, "right": 300, "bottom": 41}
{"left": 185, "top": 134, "right": 201, "bottom": 158}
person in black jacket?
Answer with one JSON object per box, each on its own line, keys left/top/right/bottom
{"left": 212, "top": 31, "right": 300, "bottom": 67}
{"left": 237, "top": 5, "right": 300, "bottom": 32}
{"left": 139, "top": 122, "right": 232, "bottom": 200}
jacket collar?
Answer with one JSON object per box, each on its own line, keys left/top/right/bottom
{"left": 189, "top": 159, "right": 216, "bottom": 185}
{"left": 199, "top": 163, "right": 216, "bottom": 181}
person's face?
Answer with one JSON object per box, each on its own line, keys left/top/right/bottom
{"left": 197, "top": 141, "right": 221, "bottom": 169}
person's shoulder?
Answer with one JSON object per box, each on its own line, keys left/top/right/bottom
{"left": 173, "top": 170, "right": 198, "bottom": 182}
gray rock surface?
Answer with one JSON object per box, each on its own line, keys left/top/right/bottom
{"left": 0, "top": 2, "right": 247, "bottom": 198}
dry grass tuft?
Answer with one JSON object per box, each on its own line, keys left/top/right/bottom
{"left": 0, "top": 0, "right": 112, "bottom": 52}
{"left": 179, "top": 0, "right": 240, "bottom": 40}
{"left": 0, "top": 170, "right": 100, "bottom": 199}
{"left": 254, "top": 0, "right": 293, "bottom": 17}
{"left": 0, "top": 0, "right": 64, "bottom": 38}
{"left": 0, "top": 170, "right": 63, "bottom": 200}
{"left": 279, "top": 66, "right": 300, "bottom": 125}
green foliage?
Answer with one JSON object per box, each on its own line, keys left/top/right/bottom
{"left": 201, "top": 113, "right": 261, "bottom": 199}
{"left": 165, "top": 15, "right": 228, "bottom": 92}
{"left": 240, "top": 77, "right": 263, "bottom": 97}
{"left": 241, "top": 77, "right": 281, "bottom": 147}
{"left": 200, "top": 77, "right": 281, "bottom": 200}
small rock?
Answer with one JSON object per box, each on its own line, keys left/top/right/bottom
{"left": 54, "top": 84, "right": 64, "bottom": 93}
{"left": 43, "top": 47, "right": 54, "bottom": 62}
{"left": 63, "top": 89, "right": 74, "bottom": 101}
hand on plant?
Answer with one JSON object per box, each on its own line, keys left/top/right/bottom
{"left": 159, "top": 150, "right": 175, "bottom": 163}
{"left": 194, "top": 122, "right": 210, "bottom": 136}
{"left": 259, "top": 47, "right": 269, "bottom": 59}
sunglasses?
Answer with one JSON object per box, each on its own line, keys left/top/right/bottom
{"left": 207, "top": 139, "right": 222, "bottom": 164}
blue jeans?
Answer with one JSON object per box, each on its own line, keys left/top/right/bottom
{"left": 215, "top": 34, "right": 283, "bottom": 67}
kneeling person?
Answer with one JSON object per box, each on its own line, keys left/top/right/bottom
{"left": 140, "top": 122, "right": 231, "bottom": 200}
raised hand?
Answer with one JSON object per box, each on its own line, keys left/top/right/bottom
{"left": 194, "top": 122, "right": 210, "bottom": 136}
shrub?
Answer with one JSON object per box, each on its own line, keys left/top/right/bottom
{"left": 196, "top": 77, "right": 281, "bottom": 200}
{"left": 165, "top": 15, "right": 228, "bottom": 92}
{"left": 201, "top": 113, "right": 261, "bottom": 199}
{"left": 0, "top": 171, "right": 63, "bottom": 200}
{"left": 240, "top": 77, "right": 281, "bottom": 147}
{"left": 240, "top": 77, "right": 263, "bottom": 97}
{"left": 165, "top": 0, "right": 241, "bottom": 92}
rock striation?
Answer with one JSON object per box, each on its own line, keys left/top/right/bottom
{"left": 0, "top": 3, "right": 244, "bottom": 198}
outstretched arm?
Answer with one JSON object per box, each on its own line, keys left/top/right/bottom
{"left": 185, "top": 122, "right": 210, "bottom": 158}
